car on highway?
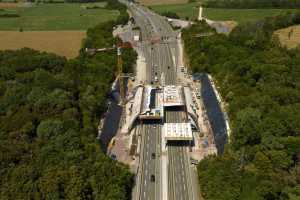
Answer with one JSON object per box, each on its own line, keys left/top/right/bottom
{"left": 151, "top": 153, "right": 156, "bottom": 159}
{"left": 111, "top": 154, "right": 117, "bottom": 160}
{"left": 191, "top": 125, "right": 197, "bottom": 131}
{"left": 190, "top": 158, "right": 199, "bottom": 165}
{"left": 150, "top": 175, "right": 155, "bottom": 182}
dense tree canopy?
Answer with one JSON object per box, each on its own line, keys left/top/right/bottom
{"left": 160, "top": 11, "right": 180, "bottom": 19}
{"left": 0, "top": 1, "right": 137, "bottom": 199}
{"left": 183, "top": 12, "right": 300, "bottom": 200}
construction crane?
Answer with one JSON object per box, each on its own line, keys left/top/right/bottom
{"left": 85, "top": 39, "right": 132, "bottom": 105}
{"left": 116, "top": 40, "right": 132, "bottom": 105}
{"left": 84, "top": 34, "right": 176, "bottom": 102}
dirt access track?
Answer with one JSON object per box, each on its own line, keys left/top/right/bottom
{"left": 136, "top": 0, "right": 188, "bottom": 5}
{"left": 0, "top": 31, "right": 86, "bottom": 58}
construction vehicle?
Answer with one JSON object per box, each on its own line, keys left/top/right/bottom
{"left": 107, "top": 137, "right": 116, "bottom": 155}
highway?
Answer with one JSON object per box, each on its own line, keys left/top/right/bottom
{"left": 127, "top": 2, "right": 195, "bottom": 200}
{"left": 130, "top": 4, "right": 177, "bottom": 85}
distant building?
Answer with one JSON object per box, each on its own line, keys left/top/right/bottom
{"left": 198, "top": 6, "right": 203, "bottom": 21}
{"left": 163, "top": 123, "right": 193, "bottom": 141}
{"left": 132, "top": 27, "right": 141, "bottom": 41}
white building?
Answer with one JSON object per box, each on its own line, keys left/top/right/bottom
{"left": 198, "top": 6, "right": 203, "bottom": 21}
{"left": 163, "top": 85, "right": 184, "bottom": 107}
{"left": 163, "top": 123, "right": 193, "bottom": 141}
{"left": 139, "top": 85, "right": 164, "bottom": 120}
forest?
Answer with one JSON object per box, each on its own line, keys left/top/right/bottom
{"left": 203, "top": 0, "right": 300, "bottom": 8}
{"left": 182, "top": 11, "right": 300, "bottom": 200}
{"left": 0, "top": 0, "right": 137, "bottom": 199}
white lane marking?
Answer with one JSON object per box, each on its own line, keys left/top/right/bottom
{"left": 145, "top": 179, "right": 147, "bottom": 186}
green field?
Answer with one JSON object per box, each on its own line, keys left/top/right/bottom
{"left": 0, "top": 3, "right": 119, "bottom": 30}
{"left": 151, "top": 3, "right": 299, "bottom": 23}
{"left": 204, "top": 8, "right": 299, "bottom": 23}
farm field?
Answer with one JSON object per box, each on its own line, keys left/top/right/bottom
{"left": 137, "top": 0, "right": 187, "bottom": 6}
{"left": 0, "top": 2, "right": 21, "bottom": 8}
{"left": 0, "top": 31, "right": 86, "bottom": 58}
{"left": 274, "top": 25, "right": 300, "bottom": 49}
{"left": 0, "top": 3, "right": 118, "bottom": 30}
{"left": 204, "top": 8, "right": 299, "bottom": 23}
{"left": 151, "top": 3, "right": 298, "bottom": 23}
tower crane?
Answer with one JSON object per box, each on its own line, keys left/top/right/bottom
{"left": 85, "top": 39, "right": 133, "bottom": 105}
{"left": 84, "top": 33, "right": 177, "bottom": 103}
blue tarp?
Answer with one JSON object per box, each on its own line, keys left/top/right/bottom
{"left": 200, "top": 73, "right": 227, "bottom": 154}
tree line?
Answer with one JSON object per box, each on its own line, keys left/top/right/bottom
{"left": 0, "top": 0, "right": 137, "bottom": 199}
{"left": 203, "top": 0, "right": 300, "bottom": 9}
{"left": 160, "top": 11, "right": 180, "bottom": 19}
{"left": 182, "top": 11, "right": 300, "bottom": 200}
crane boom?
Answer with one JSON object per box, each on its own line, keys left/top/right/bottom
{"left": 85, "top": 40, "right": 133, "bottom": 105}
{"left": 117, "top": 47, "right": 125, "bottom": 104}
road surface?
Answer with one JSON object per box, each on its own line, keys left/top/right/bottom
{"left": 126, "top": 2, "right": 196, "bottom": 200}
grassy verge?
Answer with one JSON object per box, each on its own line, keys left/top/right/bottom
{"left": 204, "top": 8, "right": 299, "bottom": 23}
{"left": 151, "top": 3, "right": 298, "bottom": 23}
{"left": 150, "top": 2, "right": 198, "bottom": 20}
{"left": 0, "top": 3, "right": 119, "bottom": 30}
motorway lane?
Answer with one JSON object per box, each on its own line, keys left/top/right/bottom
{"left": 155, "top": 124, "right": 162, "bottom": 200}
{"left": 130, "top": 4, "right": 177, "bottom": 85}
{"left": 168, "top": 145, "right": 191, "bottom": 200}
{"left": 133, "top": 7, "right": 165, "bottom": 197}
{"left": 139, "top": 123, "right": 161, "bottom": 200}
{"left": 149, "top": 8, "right": 193, "bottom": 199}
{"left": 165, "top": 110, "right": 192, "bottom": 200}
{"left": 130, "top": 5, "right": 153, "bottom": 83}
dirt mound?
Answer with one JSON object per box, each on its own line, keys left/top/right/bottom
{"left": 274, "top": 25, "right": 300, "bottom": 49}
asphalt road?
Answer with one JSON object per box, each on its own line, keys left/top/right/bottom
{"left": 138, "top": 123, "right": 161, "bottom": 200}
{"left": 165, "top": 109, "right": 193, "bottom": 200}
{"left": 128, "top": 2, "right": 195, "bottom": 200}
{"left": 130, "top": 4, "right": 177, "bottom": 85}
